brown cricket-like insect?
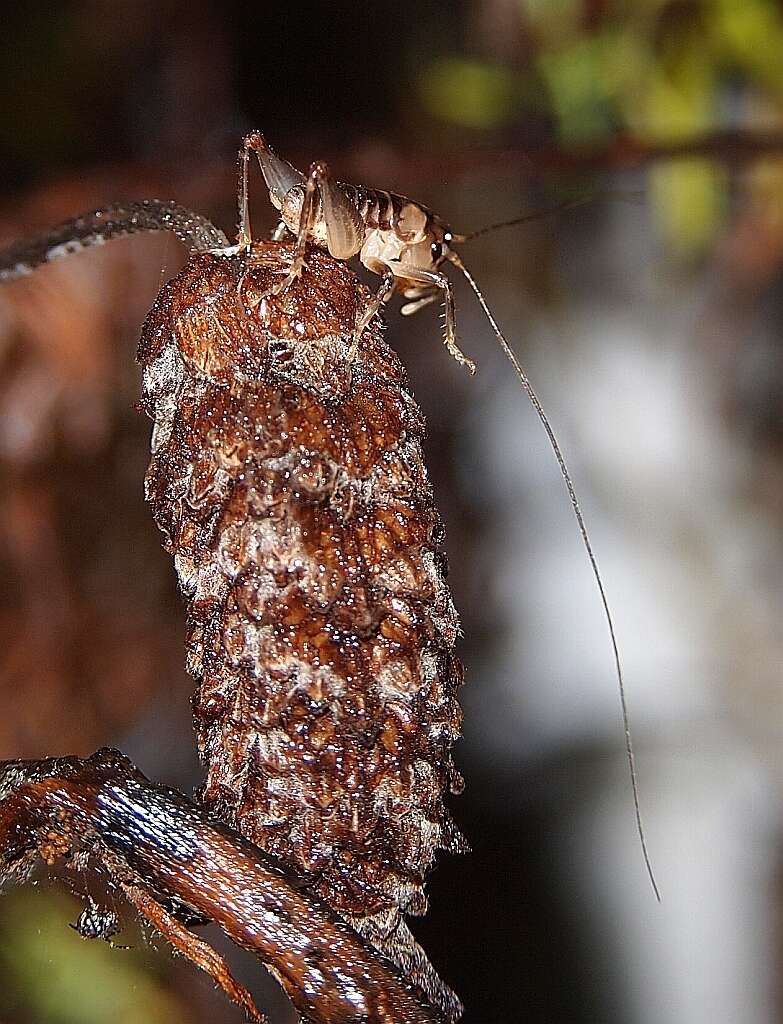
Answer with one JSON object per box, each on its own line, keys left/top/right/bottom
{"left": 241, "top": 132, "right": 658, "bottom": 900}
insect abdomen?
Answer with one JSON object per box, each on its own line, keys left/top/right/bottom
{"left": 139, "top": 241, "right": 464, "bottom": 1020}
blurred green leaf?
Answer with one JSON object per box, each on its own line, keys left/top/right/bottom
{"left": 650, "top": 158, "right": 727, "bottom": 256}
{"left": 420, "top": 58, "right": 517, "bottom": 129}
{"left": 537, "top": 34, "right": 619, "bottom": 144}
{"left": 0, "top": 889, "right": 185, "bottom": 1024}
{"left": 714, "top": 0, "right": 783, "bottom": 93}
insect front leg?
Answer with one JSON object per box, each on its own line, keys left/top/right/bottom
{"left": 351, "top": 267, "right": 396, "bottom": 361}
{"left": 398, "top": 266, "right": 476, "bottom": 373}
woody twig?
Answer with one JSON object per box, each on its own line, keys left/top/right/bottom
{"left": 0, "top": 748, "right": 442, "bottom": 1024}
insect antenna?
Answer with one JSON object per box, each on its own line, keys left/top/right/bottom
{"left": 447, "top": 249, "right": 661, "bottom": 902}
{"left": 454, "top": 190, "right": 643, "bottom": 243}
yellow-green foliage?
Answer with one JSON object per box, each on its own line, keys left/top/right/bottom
{"left": 418, "top": 0, "right": 783, "bottom": 256}
{"left": 0, "top": 889, "right": 185, "bottom": 1024}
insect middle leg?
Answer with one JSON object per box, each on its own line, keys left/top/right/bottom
{"left": 398, "top": 267, "right": 476, "bottom": 373}
{"left": 271, "top": 162, "right": 325, "bottom": 292}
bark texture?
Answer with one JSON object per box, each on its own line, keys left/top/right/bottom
{"left": 0, "top": 748, "right": 446, "bottom": 1024}
{"left": 139, "top": 240, "right": 465, "bottom": 1020}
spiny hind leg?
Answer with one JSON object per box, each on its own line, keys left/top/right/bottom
{"left": 399, "top": 267, "right": 476, "bottom": 374}
{"left": 274, "top": 160, "right": 363, "bottom": 294}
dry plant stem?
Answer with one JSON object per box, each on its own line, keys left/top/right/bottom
{"left": 347, "top": 129, "right": 783, "bottom": 182}
{"left": 0, "top": 216, "right": 463, "bottom": 1022}
{"left": 0, "top": 748, "right": 445, "bottom": 1024}
{"left": 121, "top": 884, "right": 266, "bottom": 1024}
{"left": 140, "top": 240, "right": 464, "bottom": 1019}
{"left": 0, "top": 200, "right": 228, "bottom": 282}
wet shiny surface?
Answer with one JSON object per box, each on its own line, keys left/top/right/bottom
{"left": 0, "top": 749, "right": 443, "bottom": 1023}
{"left": 139, "top": 242, "right": 464, "bottom": 1018}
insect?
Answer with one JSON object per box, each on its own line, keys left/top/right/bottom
{"left": 71, "top": 901, "right": 123, "bottom": 944}
{"left": 242, "top": 132, "right": 659, "bottom": 900}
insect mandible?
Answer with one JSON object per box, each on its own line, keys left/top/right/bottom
{"left": 240, "top": 131, "right": 660, "bottom": 899}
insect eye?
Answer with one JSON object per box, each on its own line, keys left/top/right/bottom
{"left": 430, "top": 241, "right": 443, "bottom": 261}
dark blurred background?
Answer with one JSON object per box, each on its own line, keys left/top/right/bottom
{"left": 1, "top": 2, "right": 782, "bottom": 1022}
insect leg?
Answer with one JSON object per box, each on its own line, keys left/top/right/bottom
{"left": 274, "top": 161, "right": 365, "bottom": 296}
{"left": 397, "top": 266, "right": 476, "bottom": 373}
{"left": 350, "top": 266, "right": 396, "bottom": 360}
{"left": 237, "top": 136, "right": 253, "bottom": 247}
{"left": 400, "top": 289, "right": 440, "bottom": 316}
{"left": 271, "top": 161, "right": 323, "bottom": 294}
{"left": 312, "top": 166, "right": 364, "bottom": 261}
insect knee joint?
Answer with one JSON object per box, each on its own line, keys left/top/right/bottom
{"left": 309, "top": 160, "right": 330, "bottom": 181}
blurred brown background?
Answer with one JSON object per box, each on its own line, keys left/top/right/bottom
{"left": 1, "top": 2, "right": 783, "bottom": 1022}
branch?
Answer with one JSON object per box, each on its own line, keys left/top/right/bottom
{"left": 0, "top": 200, "right": 229, "bottom": 283}
{"left": 0, "top": 748, "right": 444, "bottom": 1024}
{"left": 484, "top": 130, "right": 783, "bottom": 176}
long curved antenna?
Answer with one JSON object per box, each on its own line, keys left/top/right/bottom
{"left": 0, "top": 200, "right": 229, "bottom": 283}
{"left": 448, "top": 250, "right": 661, "bottom": 902}
{"left": 458, "top": 190, "right": 643, "bottom": 243}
